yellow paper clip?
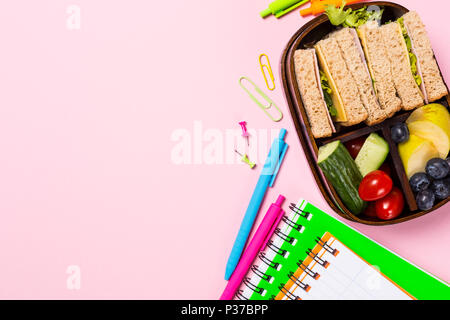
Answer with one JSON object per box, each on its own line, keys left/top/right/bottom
{"left": 239, "top": 77, "right": 283, "bottom": 122}
{"left": 259, "top": 54, "right": 275, "bottom": 91}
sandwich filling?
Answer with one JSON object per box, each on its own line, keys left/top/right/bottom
{"left": 398, "top": 17, "right": 422, "bottom": 88}
{"left": 293, "top": 49, "right": 336, "bottom": 138}
{"left": 357, "top": 21, "right": 379, "bottom": 95}
{"left": 325, "top": 2, "right": 384, "bottom": 28}
{"left": 348, "top": 27, "right": 378, "bottom": 98}
{"left": 402, "top": 11, "right": 447, "bottom": 103}
{"left": 312, "top": 52, "right": 337, "bottom": 133}
{"left": 319, "top": 71, "right": 337, "bottom": 118}
{"left": 315, "top": 38, "right": 369, "bottom": 126}
{"left": 330, "top": 27, "right": 386, "bottom": 126}
{"left": 315, "top": 44, "right": 348, "bottom": 122}
{"left": 356, "top": 22, "right": 402, "bottom": 117}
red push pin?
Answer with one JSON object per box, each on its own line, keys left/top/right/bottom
{"left": 239, "top": 121, "right": 250, "bottom": 146}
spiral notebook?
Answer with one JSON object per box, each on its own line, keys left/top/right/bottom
{"left": 235, "top": 199, "right": 450, "bottom": 300}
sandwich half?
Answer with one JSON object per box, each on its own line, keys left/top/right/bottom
{"left": 380, "top": 21, "right": 424, "bottom": 111}
{"left": 293, "top": 49, "right": 336, "bottom": 139}
{"left": 401, "top": 11, "right": 448, "bottom": 103}
{"left": 315, "top": 37, "right": 368, "bottom": 126}
{"left": 330, "top": 27, "right": 387, "bottom": 126}
{"left": 357, "top": 21, "right": 402, "bottom": 118}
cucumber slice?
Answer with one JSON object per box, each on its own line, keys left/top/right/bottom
{"left": 318, "top": 140, "right": 340, "bottom": 163}
{"left": 318, "top": 141, "right": 366, "bottom": 215}
{"left": 355, "top": 133, "right": 390, "bottom": 177}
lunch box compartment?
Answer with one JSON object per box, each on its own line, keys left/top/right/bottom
{"left": 281, "top": 1, "right": 450, "bottom": 225}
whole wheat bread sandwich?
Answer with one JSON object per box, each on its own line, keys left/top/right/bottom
{"left": 314, "top": 37, "right": 368, "bottom": 126}
{"left": 293, "top": 49, "right": 336, "bottom": 139}
{"left": 329, "top": 27, "right": 387, "bottom": 126}
{"left": 401, "top": 11, "right": 448, "bottom": 103}
{"left": 380, "top": 21, "right": 424, "bottom": 110}
{"left": 357, "top": 21, "right": 402, "bottom": 118}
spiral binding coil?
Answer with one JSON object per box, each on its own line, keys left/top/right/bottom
{"left": 289, "top": 203, "right": 311, "bottom": 219}
{"left": 288, "top": 271, "right": 311, "bottom": 292}
{"left": 279, "top": 284, "right": 300, "bottom": 300}
{"left": 243, "top": 277, "right": 265, "bottom": 295}
{"left": 235, "top": 290, "right": 248, "bottom": 300}
{"left": 273, "top": 203, "right": 341, "bottom": 300}
{"left": 274, "top": 228, "right": 295, "bottom": 244}
{"left": 306, "top": 249, "right": 330, "bottom": 268}
{"left": 258, "top": 252, "right": 280, "bottom": 270}
{"left": 297, "top": 260, "right": 320, "bottom": 280}
{"left": 316, "top": 236, "right": 339, "bottom": 256}
{"left": 267, "top": 239, "right": 288, "bottom": 257}
{"left": 251, "top": 265, "right": 272, "bottom": 283}
{"left": 233, "top": 203, "right": 314, "bottom": 300}
{"left": 282, "top": 215, "right": 303, "bottom": 232}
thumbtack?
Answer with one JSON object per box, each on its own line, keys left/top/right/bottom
{"left": 239, "top": 121, "right": 250, "bottom": 146}
{"left": 235, "top": 149, "right": 256, "bottom": 169}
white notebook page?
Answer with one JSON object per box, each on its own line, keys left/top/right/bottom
{"left": 278, "top": 233, "right": 413, "bottom": 300}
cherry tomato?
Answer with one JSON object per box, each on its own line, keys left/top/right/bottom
{"left": 358, "top": 170, "right": 393, "bottom": 201}
{"left": 375, "top": 187, "right": 405, "bottom": 220}
{"left": 378, "top": 162, "right": 392, "bottom": 176}
{"left": 363, "top": 202, "right": 378, "bottom": 219}
{"left": 344, "top": 136, "right": 367, "bottom": 159}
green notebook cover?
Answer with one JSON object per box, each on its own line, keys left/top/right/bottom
{"left": 247, "top": 199, "right": 450, "bottom": 300}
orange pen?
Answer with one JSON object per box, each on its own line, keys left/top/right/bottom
{"left": 300, "top": 0, "right": 362, "bottom": 16}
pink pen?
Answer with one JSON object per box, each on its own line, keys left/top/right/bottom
{"left": 220, "top": 195, "right": 285, "bottom": 300}
{"left": 239, "top": 121, "right": 250, "bottom": 146}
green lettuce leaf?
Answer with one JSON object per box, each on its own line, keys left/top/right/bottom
{"left": 325, "top": 1, "right": 384, "bottom": 28}
{"left": 398, "top": 17, "right": 422, "bottom": 87}
{"left": 325, "top": 0, "right": 351, "bottom": 26}
{"left": 320, "top": 71, "right": 332, "bottom": 94}
{"left": 320, "top": 71, "right": 337, "bottom": 117}
{"left": 323, "top": 91, "right": 337, "bottom": 117}
{"left": 344, "top": 7, "right": 384, "bottom": 27}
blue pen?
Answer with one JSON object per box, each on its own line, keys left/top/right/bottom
{"left": 225, "top": 128, "right": 288, "bottom": 280}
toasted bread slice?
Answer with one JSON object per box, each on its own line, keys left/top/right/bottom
{"left": 402, "top": 11, "right": 448, "bottom": 102}
{"left": 358, "top": 22, "right": 402, "bottom": 118}
{"left": 381, "top": 22, "right": 424, "bottom": 111}
{"left": 293, "top": 49, "right": 335, "bottom": 139}
{"left": 315, "top": 38, "right": 368, "bottom": 126}
{"left": 330, "top": 27, "right": 386, "bottom": 126}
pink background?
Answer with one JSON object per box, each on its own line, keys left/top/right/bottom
{"left": 0, "top": 0, "right": 448, "bottom": 299}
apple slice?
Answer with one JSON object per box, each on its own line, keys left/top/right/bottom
{"left": 399, "top": 134, "right": 440, "bottom": 178}
{"left": 406, "top": 104, "right": 450, "bottom": 131}
{"left": 408, "top": 121, "right": 450, "bottom": 159}
{"left": 406, "top": 104, "right": 450, "bottom": 158}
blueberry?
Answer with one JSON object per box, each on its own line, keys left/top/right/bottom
{"left": 416, "top": 189, "right": 435, "bottom": 211}
{"left": 446, "top": 157, "right": 450, "bottom": 172}
{"left": 391, "top": 123, "right": 409, "bottom": 144}
{"left": 409, "top": 172, "right": 431, "bottom": 193}
{"left": 430, "top": 180, "right": 450, "bottom": 200}
{"left": 445, "top": 177, "right": 450, "bottom": 193}
{"left": 426, "top": 158, "right": 450, "bottom": 180}
{"left": 445, "top": 177, "right": 450, "bottom": 187}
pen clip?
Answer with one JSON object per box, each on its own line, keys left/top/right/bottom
{"left": 262, "top": 208, "right": 285, "bottom": 251}
{"left": 269, "top": 143, "right": 288, "bottom": 187}
{"left": 274, "top": 0, "right": 311, "bottom": 18}
{"left": 239, "top": 77, "right": 283, "bottom": 122}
